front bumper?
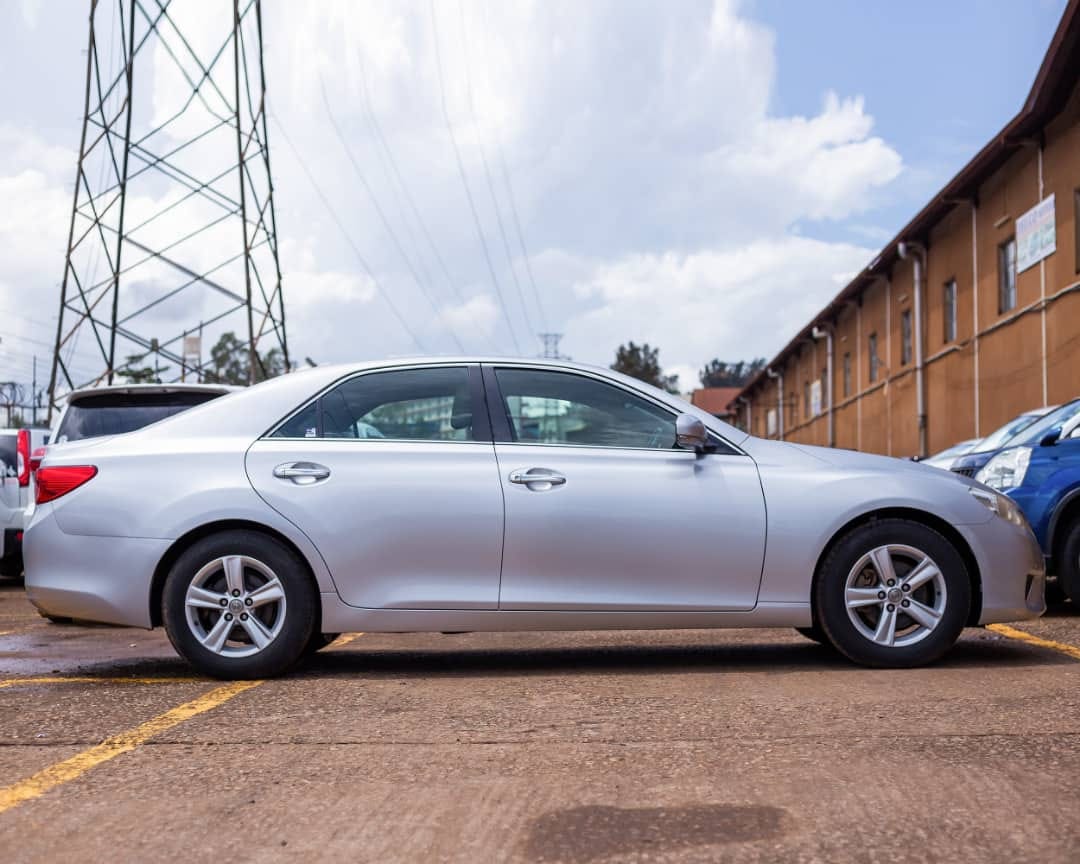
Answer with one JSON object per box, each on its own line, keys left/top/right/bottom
{"left": 959, "top": 518, "right": 1046, "bottom": 624}
{"left": 24, "top": 507, "right": 170, "bottom": 628}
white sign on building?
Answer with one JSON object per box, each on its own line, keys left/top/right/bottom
{"left": 1016, "top": 193, "right": 1056, "bottom": 273}
{"left": 810, "top": 379, "right": 822, "bottom": 417}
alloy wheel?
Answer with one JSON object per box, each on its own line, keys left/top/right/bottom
{"left": 184, "top": 555, "right": 287, "bottom": 658}
{"left": 844, "top": 544, "right": 947, "bottom": 648}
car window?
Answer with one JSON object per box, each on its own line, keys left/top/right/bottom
{"left": 273, "top": 366, "right": 476, "bottom": 442}
{"left": 55, "top": 392, "right": 224, "bottom": 442}
{"left": 1012, "top": 400, "right": 1080, "bottom": 447}
{"left": 973, "top": 412, "right": 1045, "bottom": 452}
{"left": 0, "top": 433, "right": 16, "bottom": 479}
{"left": 494, "top": 367, "right": 677, "bottom": 450}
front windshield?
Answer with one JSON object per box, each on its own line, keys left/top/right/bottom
{"left": 973, "top": 411, "right": 1046, "bottom": 453}
{"left": 1014, "top": 400, "right": 1080, "bottom": 447}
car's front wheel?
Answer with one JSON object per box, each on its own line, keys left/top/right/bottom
{"left": 162, "top": 530, "right": 316, "bottom": 679}
{"left": 815, "top": 518, "right": 971, "bottom": 668}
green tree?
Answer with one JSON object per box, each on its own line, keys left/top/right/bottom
{"left": 611, "top": 341, "right": 679, "bottom": 393}
{"left": 116, "top": 352, "right": 167, "bottom": 384}
{"left": 698, "top": 357, "right": 766, "bottom": 388}
{"left": 207, "top": 331, "right": 287, "bottom": 385}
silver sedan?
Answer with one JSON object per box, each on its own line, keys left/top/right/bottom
{"left": 25, "top": 358, "right": 1045, "bottom": 678}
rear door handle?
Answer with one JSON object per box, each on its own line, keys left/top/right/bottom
{"left": 273, "top": 462, "right": 331, "bottom": 485}
{"left": 509, "top": 468, "right": 566, "bottom": 488}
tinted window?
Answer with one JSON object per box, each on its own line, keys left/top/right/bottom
{"left": 273, "top": 367, "right": 476, "bottom": 442}
{"left": 494, "top": 368, "right": 676, "bottom": 450}
{"left": 1015, "top": 400, "right": 1080, "bottom": 447}
{"left": 56, "top": 392, "right": 223, "bottom": 443}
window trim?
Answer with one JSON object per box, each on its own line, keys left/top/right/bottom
{"left": 482, "top": 363, "right": 745, "bottom": 455}
{"left": 265, "top": 363, "right": 493, "bottom": 444}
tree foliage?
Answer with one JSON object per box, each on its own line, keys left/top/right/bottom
{"left": 611, "top": 341, "right": 680, "bottom": 393}
{"left": 206, "top": 331, "right": 286, "bottom": 385}
{"left": 116, "top": 353, "right": 167, "bottom": 384}
{"left": 698, "top": 357, "right": 766, "bottom": 388}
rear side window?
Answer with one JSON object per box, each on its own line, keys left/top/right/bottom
{"left": 272, "top": 367, "right": 476, "bottom": 442}
{"left": 56, "top": 392, "right": 223, "bottom": 443}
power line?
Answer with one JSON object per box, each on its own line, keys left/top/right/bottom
{"left": 429, "top": 0, "right": 521, "bottom": 354}
{"left": 318, "top": 78, "right": 464, "bottom": 352}
{"left": 456, "top": 0, "right": 536, "bottom": 344}
{"left": 270, "top": 112, "right": 428, "bottom": 353}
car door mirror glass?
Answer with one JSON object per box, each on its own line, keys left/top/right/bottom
{"left": 1040, "top": 426, "right": 1062, "bottom": 447}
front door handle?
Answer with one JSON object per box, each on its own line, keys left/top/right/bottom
{"left": 273, "top": 462, "right": 331, "bottom": 485}
{"left": 509, "top": 468, "right": 566, "bottom": 489}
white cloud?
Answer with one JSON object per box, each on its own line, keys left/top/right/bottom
{"left": 0, "top": 0, "right": 906, "bottom": 391}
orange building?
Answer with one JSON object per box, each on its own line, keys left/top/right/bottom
{"left": 731, "top": 0, "right": 1080, "bottom": 458}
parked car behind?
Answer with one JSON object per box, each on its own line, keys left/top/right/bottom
{"left": 0, "top": 427, "right": 49, "bottom": 580}
{"left": 977, "top": 411, "right": 1080, "bottom": 602}
{"left": 951, "top": 402, "right": 1078, "bottom": 479}
{"left": 25, "top": 358, "right": 1045, "bottom": 679}
{"left": 920, "top": 438, "right": 981, "bottom": 471}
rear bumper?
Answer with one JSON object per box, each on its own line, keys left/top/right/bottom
{"left": 960, "top": 519, "right": 1046, "bottom": 624}
{"left": 23, "top": 507, "right": 169, "bottom": 628}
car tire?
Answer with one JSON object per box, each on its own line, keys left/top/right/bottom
{"left": 303, "top": 632, "right": 341, "bottom": 656}
{"left": 162, "top": 530, "right": 316, "bottom": 680}
{"left": 0, "top": 558, "right": 23, "bottom": 582}
{"left": 815, "top": 518, "right": 971, "bottom": 668}
{"left": 1058, "top": 519, "right": 1080, "bottom": 603}
{"left": 794, "top": 624, "right": 829, "bottom": 645}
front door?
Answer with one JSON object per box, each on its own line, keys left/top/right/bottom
{"left": 246, "top": 364, "right": 503, "bottom": 610}
{"left": 487, "top": 365, "right": 767, "bottom": 611}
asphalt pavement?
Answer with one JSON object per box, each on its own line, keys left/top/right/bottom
{"left": 1, "top": 583, "right": 1078, "bottom": 863}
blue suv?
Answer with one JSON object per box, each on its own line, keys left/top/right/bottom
{"left": 977, "top": 412, "right": 1080, "bottom": 603}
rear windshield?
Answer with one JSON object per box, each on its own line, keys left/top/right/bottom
{"left": 56, "top": 392, "right": 223, "bottom": 443}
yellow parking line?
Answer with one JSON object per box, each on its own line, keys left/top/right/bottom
{"left": 0, "top": 680, "right": 263, "bottom": 814}
{"left": 0, "top": 630, "right": 12, "bottom": 637}
{"left": 0, "top": 676, "right": 201, "bottom": 690}
{"left": 330, "top": 632, "right": 364, "bottom": 647}
{"left": 987, "top": 623, "right": 1080, "bottom": 661}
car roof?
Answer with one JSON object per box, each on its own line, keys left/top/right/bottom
{"left": 79, "top": 358, "right": 749, "bottom": 449}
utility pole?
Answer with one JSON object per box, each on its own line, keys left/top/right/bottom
{"left": 538, "top": 333, "right": 566, "bottom": 360}
{"left": 48, "top": 0, "right": 288, "bottom": 421}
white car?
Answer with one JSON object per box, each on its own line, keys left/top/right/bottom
{"left": 25, "top": 358, "right": 1045, "bottom": 678}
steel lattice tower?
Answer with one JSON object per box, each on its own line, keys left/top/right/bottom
{"left": 48, "top": 0, "right": 288, "bottom": 417}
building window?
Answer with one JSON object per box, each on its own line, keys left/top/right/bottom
{"left": 998, "top": 237, "right": 1016, "bottom": 313}
{"left": 843, "top": 352, "right": 851, "bottom": 397}
{"left": 943, "top": 279, "right": 957, "bottom": 342}
{"left": 1074, "top": 189, "right": 1079, "bottom": 274}
{"left": 820, "top": 368, "right": 828, "bottom": 410}
{"left": 803, "top": 380, "right": 810, "bottom": 419}
{"left": 868, "top": 333, "right": 879, "bottom": 383}
{"left": 900, "top": 309, "right": 912, "bottom": 365}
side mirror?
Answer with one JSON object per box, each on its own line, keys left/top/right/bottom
{"left": 675, "top": 413, "right": 709, "bottom": 454}
{"left": 1040, "top": 426, "right": 1063, "bottom": 447}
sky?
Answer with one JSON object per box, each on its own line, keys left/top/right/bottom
{"left": 0, "top": 0, "right": 1069, "bottom": 399}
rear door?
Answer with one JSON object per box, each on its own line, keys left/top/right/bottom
{"left": 246, "top": 364, "right": 504, "bottom": 610}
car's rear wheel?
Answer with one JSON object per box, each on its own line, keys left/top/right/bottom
{"left": 162, "top": 531, "right": 316, "bottom": 679}
{"left": 303, "top": 631, "right": 341, "bottom": 656}
{"left": 1057, "top": 518, "right": 1080, "bottom": 603}
{"left": 815, "top": 518, "right": 971, "bottom": 668}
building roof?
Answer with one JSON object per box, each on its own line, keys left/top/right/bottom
{"left": 733, "top": 0, "right": 1080, "bottom": 407}
{"left": 691, "top": 386, "right": 742, "bottom": 415}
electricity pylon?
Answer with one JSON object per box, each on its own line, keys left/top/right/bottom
{"left": 48, "top": 0, "right": 288, "bottom": 417}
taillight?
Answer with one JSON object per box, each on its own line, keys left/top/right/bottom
{"left": 16, "top": 430, "right": 30, "bottom": 487}
{"left": 29, "top": 446, "right": 47, "bottom": 474}
{"left": 35, "top": 466, "right": 97, "bottom": 505}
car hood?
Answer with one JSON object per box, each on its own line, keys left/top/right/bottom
{"left": 743, "top": 437, "right": 979, "bottom": 484}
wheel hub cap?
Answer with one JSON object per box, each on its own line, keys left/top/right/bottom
{"left": 844, "top": 543, "right": 947, "bottom": 648}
